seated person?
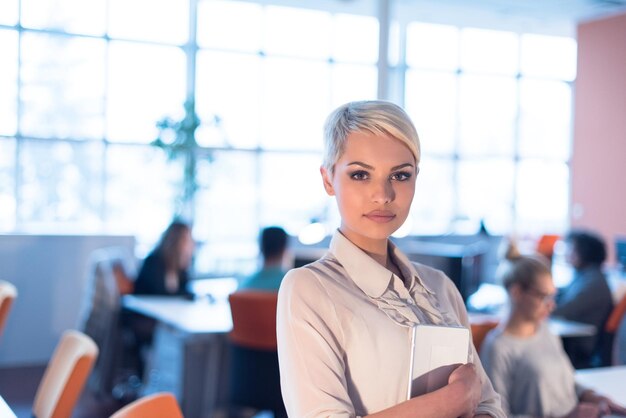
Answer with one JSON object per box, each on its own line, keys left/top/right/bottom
{"left": 126, "top": 220, "right": 195, "bottom": 378}
{"left": 553, "top": 229, "right": 614, "bottom": 368}
{"left": 480, "top": 241, "right": 626, "bottom": 417}
{"left": 133, "top": 220, "right": 195, "bottom": 297}
{"left": 239, "top": 226, "right": 289, "bottom": 291}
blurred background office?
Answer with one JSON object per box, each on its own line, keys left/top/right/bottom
{"left": 2, "top": 0, "right": 626, "bottom": 415}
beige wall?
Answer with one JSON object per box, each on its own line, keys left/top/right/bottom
{"left": 572, "top": 12, "right": 626, "bottom": 263}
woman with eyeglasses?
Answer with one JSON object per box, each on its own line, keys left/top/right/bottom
{"left": 277, "top": 101, "right": 505, "bottom": 418}
{"left": 480, "top": 241, "right": 626, "bottom": 418}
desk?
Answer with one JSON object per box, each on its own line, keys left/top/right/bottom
{"left": 122, "top": 296, "right": 233, "bottom": 418}
{"left": 0, "top": 395, "right": 17, "bottom": 418}
{"left": 576, "top": 365, "right": 626, "bottom": 404}
{"left": 468, "top": 313, "right": 596, "bottom": 338}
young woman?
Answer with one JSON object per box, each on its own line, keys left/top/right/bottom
{"left": 480, "top": 242, "right": 626, "bottom": 417}
{"left": 277, "top": 100, "right": 505, "bottom": 418}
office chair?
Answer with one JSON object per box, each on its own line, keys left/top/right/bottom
{"left": 109, "top": 392, "right": 183, "bottom": 418}
{"left": 605, "top": 293, "right": 626, "bottom": 365}
{"left": 227, "top": 291, "right": 286, "bottom": 418}
{"left": 0, "top": 280, "right": 17, "bottom": 342}
{"left": 79, "top": 247, "right": 137, "bottom": 399}
{"left": 32, "top": 329, "right": 99, "bottom": 418}
{"left": 470, "top": 320, "right": 499, "bottom": 354}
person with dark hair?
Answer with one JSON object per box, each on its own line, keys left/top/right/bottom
{"left": 553, "top": 229, "right": 614, "bottom": 368}
{"left": 126, "top": 220, "right": 195, "bottom": 380}
{"left": 239, "top": 226, "right": 289, "bottom": 291}
{"left": 133, "top": 220, "right": 195, "bottom": 296}
{"left": 480, "top": 241, "right": 626, "bottom": 417}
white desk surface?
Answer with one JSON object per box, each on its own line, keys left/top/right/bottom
{"left": 576, "top": 365, "right": 626, "bottom": 404}
{"left": 0, "top": 395, "right": 17, "bottom": 418}
{"left": 468, "top": 313, "right": 596, "bottom": 338}
{"left": 122, "top": 295, "right": 232, "bottom": 334}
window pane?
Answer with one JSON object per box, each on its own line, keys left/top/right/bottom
{"left": 516, "top": 160, "right": 569, "bottom": 234}
{"left": 264, "top": 6, "right": 332, "bottom": 59}
{"left": 331, "top": 63, "right": 377, "bottom": 107}
{"left": 458, "top": 74, "right": 517, "bottom": 157}
{"left": 0, "top": 29, "right": 18, "bottom": 136}
{"left": 105, "top": 144, "right": 181, "bottom": 244}
{"left": 193, "top": 151, "right": 258, "bottom": 274}
{"left": 460, "top": 28, "right": 518, "bottom": 75}
{"left": 0, "top": 138, "right": 16, "bottom": 231}
{"left": 408, "top": 158, "right": 455, "bottom": 234}
{"left": 108, "top": 0, "right": 188, "bottom": 44}
{"left": 259, "top": 152, "right": 326, "bottom": 233}
{"left": 261, "top": 57, "right": 329, "bottom": 150}
{"left": 21, "top": 0, "right": 106, "bottom": 35}
{"left": 333, "top": 14, "right": 378, "bottom": 64}
{"left": 18, "top": 139, "right": 103, "bottom": 228}
{"left": 406, "top": 23, "right": 459, "bottom": 71}
{"left": 405, "top": 70, "right": 457, "bottom": 156}
{"left": 521, "top": 34, "right": 577, "bottom": 81}
{"left": 457, "top": 159, "right": 514, "bottom": 234}
{"left": 197, "top": 0, "right": 262, "bottom": 52}
{"left": 20, "top": 33, "right": 106, "bottom": 139}
{"left": 107, "top": 41, "right": 186, "bottom": 143}
{"left": 519, "top": 79, "right": 572, "bottom": 159}
{"left": 196, "top": 50, "right": 261, "bottom": 148}
{"left": 0, "top": 0, "right": 18, "bottom": 25}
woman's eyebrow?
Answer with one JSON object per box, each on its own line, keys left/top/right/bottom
{"left": 347, "top": 161, "right": 374, "bottom": 169}
{"left": 346, "top": 162, "right": 414, "bottom": 171}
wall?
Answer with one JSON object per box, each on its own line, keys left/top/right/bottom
{"left": 572, "top": 12, "right": 626, "bottom": 263}
{"left": 0, "top": 234, "right": 135, "bottom": 367}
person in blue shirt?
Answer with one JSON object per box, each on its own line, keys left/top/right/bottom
{"left": 239, "top": 226, "right": 289, "bottom": 291}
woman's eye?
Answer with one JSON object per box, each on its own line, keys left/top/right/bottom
{"left": 349, "top": 170, "right": 369, "bottom": 181}
{"left": 391, "top": 171, "right": 412, "bottom": 181}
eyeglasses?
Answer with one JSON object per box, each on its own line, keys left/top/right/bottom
{"left": 524, "top": 286, "right": 556, "bottom": 304}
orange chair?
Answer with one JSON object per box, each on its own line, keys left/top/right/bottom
{"left": 227, "top": 291, "right": 285, "bottom": 417}
{"left": 0, "top": 280, "right": 17, "bottom": 342}
{"left": 536, "top": 234, "right": 560, "bottom": 260}
{"left": 109, "top": 392, "right": 183, "bottom": 418}
{"left": 229, "top": 291, "right": 278, "bottom": 350}
{"left": 32, "top": 330, "right": 99, "bottom": 418}
{"left": 605, "top": 293, "right": 626, "bottom": 334}
{"left": 470, "top": 320, "right": 499, "bottom": 354}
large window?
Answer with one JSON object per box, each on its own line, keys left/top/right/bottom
{"left": 0, "top": 0, "right": 575, "bottom": 274}
{"left": 403, "top": 24, "right": 576, "bottom": 236}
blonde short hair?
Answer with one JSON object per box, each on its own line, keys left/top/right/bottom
{"left": 322, "top": 100, "right": 421, "bottom": 173}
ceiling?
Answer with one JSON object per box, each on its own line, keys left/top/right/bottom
{"left": 429, "top": 0, "right": 626, "bottom": 22}
{"left": 390, "top": 0, "right": 626, "bottom": 36}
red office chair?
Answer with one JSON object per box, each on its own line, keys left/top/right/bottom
{"left": 227, "top": 291, "right": 286, "bottom": 417}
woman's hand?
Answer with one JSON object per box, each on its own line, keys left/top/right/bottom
{"left": 562, "top": 402, "right": 601, "bottom": 418}
{"left": 448, "top": 363, "right": 482, "bottom": 418}
{"left": 580, "top": 390, "right": 626, "bottom": 416}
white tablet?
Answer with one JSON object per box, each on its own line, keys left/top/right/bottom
{"left": 407, "top": 324, "right": 470, "bottom": 400}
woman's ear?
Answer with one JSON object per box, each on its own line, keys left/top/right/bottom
{"left": 509, "top": 283, "right": 523, "bottom": 302}
{"left": 320, "top": 166, "right": 335, "bottom": 196}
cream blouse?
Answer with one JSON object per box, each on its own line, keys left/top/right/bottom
{"left": 277, "top": 230, "right": 505, "bottom": 418}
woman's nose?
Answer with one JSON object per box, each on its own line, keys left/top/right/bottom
{"left": 371, "top": 179, "right": 394, "bottom": 204}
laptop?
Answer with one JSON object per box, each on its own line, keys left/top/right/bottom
{"left": 407, "top": 324, "right": 470, "bottom": 400}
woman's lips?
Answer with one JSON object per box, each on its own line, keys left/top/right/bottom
{"left": 364, "top": 210, "right": 396, "bottom": 223}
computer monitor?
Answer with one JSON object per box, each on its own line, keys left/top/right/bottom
{"left": 616, "top": 237, "right": 626, "bottom": 271}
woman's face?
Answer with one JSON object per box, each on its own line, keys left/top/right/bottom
{"left": 178, "top": 229, "right": 195, "bottom": 269}
{"left": 320, "top": 130, "right": 417, "bottom": 253}
{"left": 515, "top": 273, "right": 557, "bottom": 323}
